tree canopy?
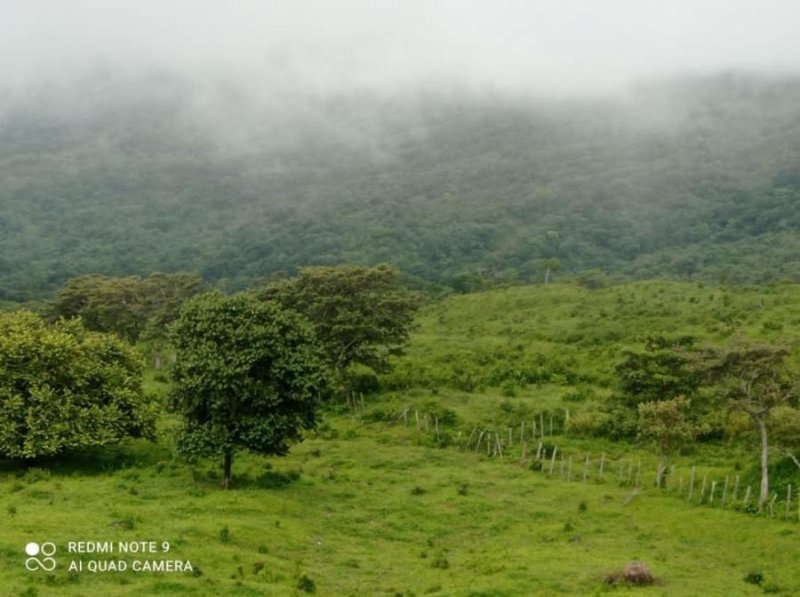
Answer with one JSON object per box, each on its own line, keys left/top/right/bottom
{"left": 260, "top": 265, "right": 419, "bottom": 388}
{"left": 0, "top": 311, "right": 156, "bottom": 458}
{"left": 48, "top": 272, "right": 201, "bottom": 343}
{"left": 168, "top": 292, "right": 330, "bottom": 488}
{"left": 4, "top": 74, "right": 800, "bottom": 302}
{"left": 702, "top": 343, "right": 797, "bottom": 509}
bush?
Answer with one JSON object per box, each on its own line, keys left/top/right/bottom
{"left": 565, "top": 411, "right": 611, "bottom": 437}
{"left": 296, "top": 574, "right": 316, "bottom": 593}
{"left": 0, "top": 311, "right": 156, "bottom": 459}
{"left": 562, "top": 385, "right": 595, "bottom": 402}
{"left": 744, "top": 570, "right": 763, "bottom": 585}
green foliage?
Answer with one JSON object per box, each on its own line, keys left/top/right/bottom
{"left": 168, "top": 292, "right": 330, "bottom": 487}
{"left": 260, "top": 265, "right": 419, "bottom": 385}
{"left": 565, "top": 410, "right": 612, "bottom": 437}
{"left": 638, "top": 396, "right": 701, "bottom": 476}
{"left": 49, "top": 272, "right": 201, "bottom": 343}
{"left": 615, "top": 335, "right": 700, "bottom": 408}
{"left": 0, "top": 311, "right": 156, "bottom": 458}
{"left": 5, "top": 75, "right": 800, "bottom": 303}
{"left": 296, "top": 573, "right": 316, "bottom": 593}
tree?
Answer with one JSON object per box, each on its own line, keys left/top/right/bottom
{"left": 0, "top": 311, "right": 156, "bottom": 459}
{"left": 169, "top": 292, "right": 329, "bottom": 489}
{"left": 49, "top": 272, "right": 201, "bottom": 344}
{"left": 638, "top": 396, "right": 700, "bottom": 488}
{"left": 616, "top": 335, "right": 699, "bottom": 408}
{"left": 704, "top": 344, "right": 796, "bottom": 510}
{"left": 259, "top": 265, "right": 419, "bottom": 391}
{"left": 540, "top": 258, "right": 561, "bottom": 285}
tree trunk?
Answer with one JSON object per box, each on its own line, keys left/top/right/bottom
{"left": 656, "top": 460, "right": 667, "bottom": 489}
{"left": 757, "top": 416, "right": 769, "bottom": 510}
{"left": 223, "top": 451, "right": 233, "bottom": 490}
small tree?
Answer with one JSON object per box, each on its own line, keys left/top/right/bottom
{"left": 638, "top": 396, "right": 700, "bottom": 488}
{"left": 540, "top": 258, "right": 561, "bottom": 285}
{"left": 616, "top": 335, "right": 699, "bottom": 408}
{"left": 704, "top": 344, "right": 795, "bottom": 510}
{"left": 0, "top": 311, "right": 155, "bottom": 458}
{"left": 169, "top": 292, "right": 329, "bottom": 489}
{"left": 259, "top": 265, "right": 419, "bottom": 392}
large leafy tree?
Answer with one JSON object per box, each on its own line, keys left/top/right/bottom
{"left": 169, "top": 292, "right": 329, "bottom": 489}
{"left": 259, "top": 265, "right": 419, "bottom": 390}
{"left": 49, "top": 272, "right": 201, "bottom": 343}
{"left": 0, "top": 311, "right": 156, "bottom": 458}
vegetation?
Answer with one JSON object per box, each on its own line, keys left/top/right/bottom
{"left": 3, "top": 67, "right": 800, "bottom": 593}
{"left": 259, "top": 264, "right": 419, "bottom": 391}
{"left": 48, "top": 272, "right": 202, "bottom": 343}
{"left": 2, "top": 280, "right": 800, "bottom": 594}
{"left": 3, "top": 73, "right": 800, "bottom": 302}
{"left": 0, "top": 310, "right": 155, "bottom": 458}
{"left": 703, "top": 344, "right": 797, "bottom": 509}
{"left": 168, "top": 292, "right": 329, "bottom": 489}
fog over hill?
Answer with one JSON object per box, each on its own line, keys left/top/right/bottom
{"left": 2, "top": 2, "right": 800, "bottom": 300}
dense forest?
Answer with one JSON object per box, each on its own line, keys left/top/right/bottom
{"left": 2, "top": 71, "right": 800, "bottom": 302}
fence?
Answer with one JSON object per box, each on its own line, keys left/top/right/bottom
{"left": 390, "top": 404, "right": 800, "bottom": 522}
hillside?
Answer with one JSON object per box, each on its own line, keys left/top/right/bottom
{"left": 387, "top": 279, "right": 800, "bottom": 393}
{"left": 4, "top": 281, "right": 800, "bottom": 595}
{"left": 2, "top": 72, "right": 800, "bottom": 301}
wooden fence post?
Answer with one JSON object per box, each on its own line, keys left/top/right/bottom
{"left": 688, "top": 466, "right": 696, "bottom": 501}
{"left": 549, "top": 447, "right": 558, "bottom": 474}
{"left": 786, "top": 485, "right": 792, "bottom": 520}
{"left": 599, "top": 453, "right": 605, "bottom": 482}
{"left": 583, "top": 455, "right": 590, "bottom": 482}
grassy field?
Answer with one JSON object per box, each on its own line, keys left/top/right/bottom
{"left": 3, "top": 400, "right": 799, "bottom": 596}
{"left": 4, "top": 281, "right": 800, "bottom": 595}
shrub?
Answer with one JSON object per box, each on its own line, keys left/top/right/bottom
{"left": 219, "top": 526, "right": 231, "bottom": 543}
{"left": 744, "top": 571, "right": 763, "bottom": 585}
{"left": 0, "top": 312, "right": 156, "bottom": 459}
{"left": 565, "top": 411, "right": 611, "bottom": 437}
{"left": 296, "top": 574, "right": 316, "bottom": 593}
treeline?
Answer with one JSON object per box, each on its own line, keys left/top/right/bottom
{"left": 2, "top": 72, "right": 800, "bottom": 302}
{"left": 0, "top": 265, "right": 419, "bottom": 487}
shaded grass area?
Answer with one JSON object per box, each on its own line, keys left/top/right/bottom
{"left": 2, "top": 406, "right": 798, "bottom": 596}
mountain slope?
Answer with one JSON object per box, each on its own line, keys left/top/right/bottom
{"left": 2, "top": 72, "right": 800, "bottom": 300}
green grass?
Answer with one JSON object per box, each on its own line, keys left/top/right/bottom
{"left": 2, "top": 405, "right": 800, "bottom": 596}
{"left": 4, "top": 280, "right": 800, "bottom": 595}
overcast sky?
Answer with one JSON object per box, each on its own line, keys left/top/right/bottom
{"left": 3, "top": 1, "right": 800, "bottom": 96}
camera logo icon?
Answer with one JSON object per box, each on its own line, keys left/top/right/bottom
{"left": 24, "top": 542, "right": 57, "bottom": 571}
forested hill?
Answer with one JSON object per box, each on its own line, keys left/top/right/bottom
{"left": 2, "top": 72, "right": 800, "bottom": 301}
